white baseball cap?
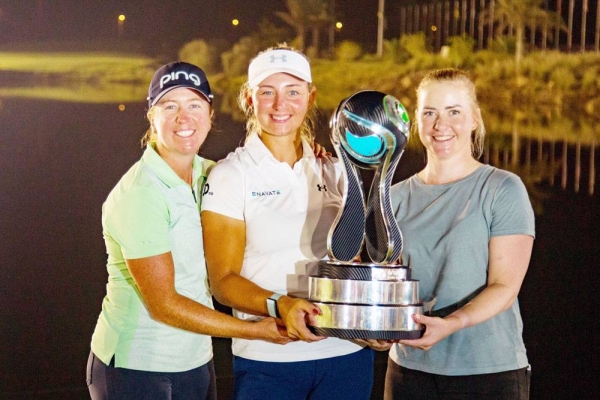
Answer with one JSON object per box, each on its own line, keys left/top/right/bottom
{"left": 248, "top": 49, "right": 312, "bottom": 88}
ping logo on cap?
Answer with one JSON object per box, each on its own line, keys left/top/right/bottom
{"left": 160, "top": 71, "right": 202, "bottom": 89}
{"left": 269, "top": 54, "right": 288, "bottom": 64}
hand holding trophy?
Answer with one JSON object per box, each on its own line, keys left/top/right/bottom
{"left": 308, "top": 91, "right": 425, "bottom": 340}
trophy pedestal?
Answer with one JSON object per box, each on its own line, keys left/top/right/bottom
{"left": 308, "top": 261, "right": 424, "bottom": 340}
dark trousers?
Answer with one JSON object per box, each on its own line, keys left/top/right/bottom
{"left": 87, "top": 350, "right": 217, "bottom": 400}
{"left": 232, "top": 347, "right": 375, "bottom": 400}
{"left": 384, "top": 357, "right": 531, "bottom": 400}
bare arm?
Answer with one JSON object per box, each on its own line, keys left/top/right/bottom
{"left": 126, "top": 252, "right": 290, "bottom": 344}
{"left": 399, "top": 234, "right": 534, "bottom": 350}
{"left": 201, "top": 210, "right": 324, "bottom": 342}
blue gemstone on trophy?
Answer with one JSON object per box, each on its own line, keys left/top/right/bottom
{"left": 344, "top": 127, "right": 384, "bottom": 160}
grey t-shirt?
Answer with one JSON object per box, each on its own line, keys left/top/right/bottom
{"left": 389, "top": 164, "right": 535, "bottom": 375}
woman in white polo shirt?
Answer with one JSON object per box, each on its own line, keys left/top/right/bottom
{"left": 201, "top": 45, "right": 379, "bottom": 399}
{"left": 87, "top": 62, "right": 291, "bottom": 400}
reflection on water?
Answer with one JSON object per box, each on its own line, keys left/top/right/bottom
{"left": 1, "top": 80, "right": 597, "bottom": 199}
{"left": 0, "top": 80, "right": 147, "bottom": 104}
{"left": 483, "top": 135, "right": 597, "bottom": 217}
{"left": 482, "top": 123, "right": 597, "bottom": 198}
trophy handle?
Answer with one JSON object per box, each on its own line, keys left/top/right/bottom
{"left": 327, "top": 146, "right": 366, "bottom": 262}
{"left": 365, "top": 150, "right": 403, "bottom": 264}
{"left": 364, "top": 95, "right": 409, "bottom": 263}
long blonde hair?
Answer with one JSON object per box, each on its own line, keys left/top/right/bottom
{"left": 237, "top": 43, "right": 318, "bottom": 144}
{"left": 414, "top": 68, "right": 486, "bottom": 159}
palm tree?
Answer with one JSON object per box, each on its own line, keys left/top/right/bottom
{"left": 308, "top": 2, "right": 333, "bottom": 57}
{"left": 555, "top": 0, "right": 562, "bottom": 49}
{"left": 567, "top": 0, "right": 574, "bottom": 51}
{"left": 480, "top": 0, "right": 565, "bottom": 75}
{"left": 580, "top": 0, "right": 588, "bottom": 52}
{"left": 275, "top": 0, "right": 331, "bottom": 53}
{"left": 596, "top": 0, "right": 600, "bottom": 52}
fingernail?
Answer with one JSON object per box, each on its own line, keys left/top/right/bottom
{"left": 312, "top": 309, "right": 320, "bottom": 315}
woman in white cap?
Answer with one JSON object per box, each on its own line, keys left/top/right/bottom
{"left": 87, "top": 61, "right": 291, "bottom": 400}
{"left": 201, "top": 45, "right": 380, "bottom": 399}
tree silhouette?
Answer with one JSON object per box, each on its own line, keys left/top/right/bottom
{"left": 276, "top": 0, "right": 331, "bottom": 53}
{"left": 480, "top": 0, "right": 565, "bottom": 75}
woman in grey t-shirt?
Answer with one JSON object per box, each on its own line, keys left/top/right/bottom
{"left": 385, "top": 69, "right": 535, "bottom": 399}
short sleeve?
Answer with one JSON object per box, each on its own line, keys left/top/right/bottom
{"left": 104, "top": 186, "right": 171, "bottom": 259}
{"left": 201, "top": 159, "right": 245, "bottom": 221}
{"left": 490, "top": 173, "right": 535, "bottom": 238}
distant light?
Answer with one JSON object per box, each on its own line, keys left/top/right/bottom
{"left": 118, "top": 104, "right": 126, "bottom": 111}
{"left": 118, "top": 14, "right": 126, "bottom": 22}
{"left": 431, "top": 25, "right": 437, "bottom": 32}
{"left": 336, "top": 22, "right": 343, "bottom": 30}
{"left": 232, "top": 19, "right": 239, "bottom": 26}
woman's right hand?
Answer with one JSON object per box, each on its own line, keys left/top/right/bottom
{"left": 253, "top": 317, "right": 296, "bottom": 345}
{"left": 278, "top": 297, "right": 326, "bottom": 342}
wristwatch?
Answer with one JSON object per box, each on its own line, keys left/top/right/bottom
{"left": 266, "top": 293, "right": 283, "bottom": 318}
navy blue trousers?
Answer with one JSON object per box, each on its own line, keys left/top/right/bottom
{"left": 232, "top": 347, "right": 375, "bottom": 400}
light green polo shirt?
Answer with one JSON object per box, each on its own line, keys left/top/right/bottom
{"left": 91, "top": 145, "right": 215, "bottom": 372}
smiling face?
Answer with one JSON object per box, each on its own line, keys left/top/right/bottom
{"left": 250, "top": 72, "right": 315, "bottom": 140}
{"left": 416, "top": 81, "right": 478, "bottom": 162}
{"left": 151, "top": 87, "right": 212, "bottom": 161}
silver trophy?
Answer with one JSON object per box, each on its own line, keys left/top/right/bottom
{"left": 308, "top": 91, "right": 424, "bottom": 340}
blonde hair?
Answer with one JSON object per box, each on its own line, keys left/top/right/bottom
{"left": 414, "top": 68, "right": 486, "bottom": 159}
{"left": 237, "top": 43, "right": 317, "bottom": 144}
{"left": 141, "top": 106, "right": 158, "bottom": 148}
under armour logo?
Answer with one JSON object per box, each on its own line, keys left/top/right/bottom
{"left": 269, "top": 54, "right": 288, "bottom": 64}
{"left": 317, "top": 184, "right": 327, "bottom": 192}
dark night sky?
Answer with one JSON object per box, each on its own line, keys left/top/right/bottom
{"left": 0, "top": 0, "right": 405, "bottom": 52}
{"left": 0, "top": 1, "right": 592, "bottom": 54}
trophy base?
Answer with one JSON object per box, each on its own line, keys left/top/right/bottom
{"left": 309, "top": 302, "right": 425, "bottom": 340}
{"left": 312, "top": 327, "right": 423, "bottom": 341}
{"left": 316, "top": 261, "right": 412, "bottom": 281}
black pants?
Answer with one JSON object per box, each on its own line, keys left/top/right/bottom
{"left": 87, "top": 351, "right": 217, "bottom": 400}
{"left": 384, "top": 358, "right": 531, "bottom": 400}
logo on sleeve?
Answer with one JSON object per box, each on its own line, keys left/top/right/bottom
{"left": 317, "top": 184, "right": 328, "bottom": 192}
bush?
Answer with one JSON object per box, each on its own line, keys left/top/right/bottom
{"left": 581, "top": 66, "right": 599, "bottom": 92}
{"left": 381, "top": 38, "right": 410, "bottom": 63}
{"left": 178, "top": 39, "right": 220, "bottom": 75}
{"left": 400, "top": 33, "right": 430, "bottom": 59}
{"left": 550, "top": 66, "right": 576, "bottom": 91}
{"left": 335, "top": 41, "right": 362, "bottom": 61}
{"left": 446, "top": 35, "right": 476, "bottom": 68}
{"left": 221, "top": 37, "right": 262, "bottom": 77}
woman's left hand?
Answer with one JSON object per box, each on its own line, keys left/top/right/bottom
{"left": 397, "top": 313, "right": 462, "bottom": 351}
{"left": 278, "top": 296, "right": 326, "bottom": 342}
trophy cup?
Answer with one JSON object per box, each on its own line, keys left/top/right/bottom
{"left": 308, "top": 90, "right": 424, "bottom": 340}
